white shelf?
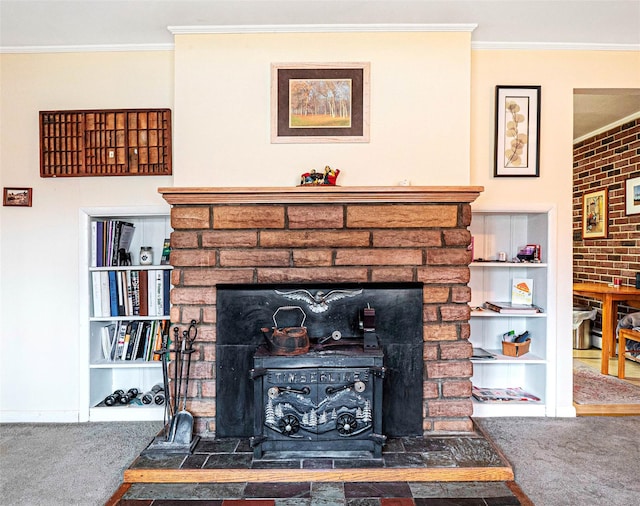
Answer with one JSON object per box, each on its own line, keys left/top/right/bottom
{"left": 471, "top": 350, "right": 545, "bottom": 364}
{"left": 470, "top": 262, "right": 547, "bottom": 268}
{"left": 90, "top": 315, "right": 170, "bottom": 322}
{"left": 90, "top": 360, "right": 163, "bottom": 369}
{"left": 471, "top": 309, "right": 546, "bottom": 318}
{"left": 469, "top": 208, "right": 555, "bottom": 418}
{"left": 89, "top": 264, "right": 173, "bottom": 272}
{"left": 472, "top": 399, "right": 546, "bottom": 417}
{"left": 89, "top": 404, "right": 165, "bottom": 422}
{"left": 79, "top": 206, "right": 172, "bottom": 423}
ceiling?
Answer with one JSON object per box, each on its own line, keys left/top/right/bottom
{"left": 1, "top": 1, "right": 639, "bottom": 139}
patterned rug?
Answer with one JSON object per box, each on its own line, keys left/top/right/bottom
{"left": 573, "top": 361, "right": 640, "bottom": 404}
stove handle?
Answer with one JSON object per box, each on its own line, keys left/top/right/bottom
{"left": 269, "top": 386, "right": 311, "bottom": 397}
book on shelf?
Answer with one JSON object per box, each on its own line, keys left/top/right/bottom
{"left": 484, "top": 301, "right": 542, "bottom": 315}
{"left": 472, "top": 386, "right": 541, "bottom": 403}
{"left": 511, "top": 278, "right": 533, "bottom": 305}
{"left": 160, "top": 238, "right": 171, "bottom": 265}
{"left": 471, "top": 347, "right": 496, "bottom": 360}
{"left": 100, "top": 324, "right": 116, "bottom": 360}
{"left": 93, "top": 219, "right": 135, "bottom": 267}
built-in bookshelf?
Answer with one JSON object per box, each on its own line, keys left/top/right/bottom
{"left": 80, "top": 207, "right": 172, "bottom": 422}
{"left": 469, "top": 208, "right": 556, "bottom": 417}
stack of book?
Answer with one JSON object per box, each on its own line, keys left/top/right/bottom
{"left": 483, "top": 301, "right": 542, "bottom": 315}
{"left": 472, "top": 386, "right": 541, "bottom": 403}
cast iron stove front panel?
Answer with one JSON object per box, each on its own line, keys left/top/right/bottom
{"left": 251, "top": 345, "right": 385, "bottom": 458}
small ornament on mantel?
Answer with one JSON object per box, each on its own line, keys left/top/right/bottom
{"left": 299, "top": 166, "right": 340, "bottom": 186}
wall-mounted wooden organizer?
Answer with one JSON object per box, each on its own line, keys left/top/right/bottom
{"left": 39, "top": 108, "right": 172, "bottom": 177}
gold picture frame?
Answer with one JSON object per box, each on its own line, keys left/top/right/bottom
{"left": 582, "top": 188, "right": 608, "bottom": 239}
{"left": 271, "top": 62, "right": 370, "bottom": 144}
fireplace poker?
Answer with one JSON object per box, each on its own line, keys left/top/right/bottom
{"left": 173, "top": 320, "right": 197, "bottom": 445}
{"left": 168, "top": 326, "right": 184, "bottom": 442}
{"left": 152, "top": 328, "right": 172, "bottom": 440}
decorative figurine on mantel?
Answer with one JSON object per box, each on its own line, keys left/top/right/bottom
{"left": 300, "top": 165, "right": 340, "bottom": 186}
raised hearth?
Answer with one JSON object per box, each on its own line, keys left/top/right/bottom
{"left": 159, "top": 186, "right": 483, "bottom": 438}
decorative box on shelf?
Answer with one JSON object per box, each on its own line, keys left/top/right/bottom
{"left": 502, "top": 339, "right": 531, "bottom": 357}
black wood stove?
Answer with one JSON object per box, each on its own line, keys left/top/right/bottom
{"left": 250, "top": 305, "right": 386, "bottom": 458}
{"left": 251, "top": 344, "right": 385, "bottom": 458}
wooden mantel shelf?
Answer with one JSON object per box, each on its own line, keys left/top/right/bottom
{"left": 158, "top": 186, "right": 484, "bottom": 205}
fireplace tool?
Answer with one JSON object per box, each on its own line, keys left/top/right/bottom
{"left": 171, "top": 321, "right": 198, "bottom": 444}
{"left": 143, "top": 320, "right": 200, "bottom": 454}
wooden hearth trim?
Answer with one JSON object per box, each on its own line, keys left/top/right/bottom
{"left": 158, "top": 186, "right": 483, "bottom": 205}
{"left": 124, "top": 465, "right": 513, "bottom": 484}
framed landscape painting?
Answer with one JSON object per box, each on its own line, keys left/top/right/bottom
{"left": 271, "top": 62, "right": 370, "bottom": 143}
{"left": 494, "top": 85, "right": 541, "bottom": 177}
{"left": 3, "top": 187, "right": 32, "bottom": 207}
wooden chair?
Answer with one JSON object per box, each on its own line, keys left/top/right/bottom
{"left": 617, "top": 328, "right": 640, "bottom": 379}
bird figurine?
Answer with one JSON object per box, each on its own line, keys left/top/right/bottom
{"left": 275, "top": 288, "right": 363, "bottom": 313}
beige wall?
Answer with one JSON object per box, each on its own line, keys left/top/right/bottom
{"left": 471, "top": 49, "right": 640, "bottom": 414}
{"left": 172, "top": 32, "right": 472, "bottom": 186}
{"left": 1, "top": 34, "right": 638, "bottom": 421}
{"left": 0, "top": 51, "right": 174, "bottom": 420}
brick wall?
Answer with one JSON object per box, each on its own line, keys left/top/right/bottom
{"left": 573, "top": 117, "right": 640, "bottom": 321}
{"left": 161, "top": 187, "right": 481, "bottom": 437}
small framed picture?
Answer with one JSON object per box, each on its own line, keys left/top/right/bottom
{"left": 582, "top": 188, "right": 607, "bottom": 239}
{"left": 3, "top": 187, "right": 32, "bottom": 207}
{"left": 625, "top": 176, "right": 640, "bottom": 215}
{"left": 494, "top": 85, "right": 541, "bottom": 177}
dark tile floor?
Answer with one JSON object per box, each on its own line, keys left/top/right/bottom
{"left": 118, "top": 481, "right": 523, "bottom": 505}
{"left": 112, "top": 435, "right": 528, "bottom": 505}
{"left": 131, "top": 435, "right": 507, "bottom": 471}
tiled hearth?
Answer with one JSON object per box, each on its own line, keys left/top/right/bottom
{"left": 159, "top": 186, "right": 483, "bottom": 438}
{"left": 109, "top": 426, "right": 527, "bottom": 505}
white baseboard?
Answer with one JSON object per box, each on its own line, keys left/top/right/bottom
{"left": 0, "top": 410, "right": 79, "bottom": 423}
{"left": 556, "top": 406, "right": 578, "bottom": 417}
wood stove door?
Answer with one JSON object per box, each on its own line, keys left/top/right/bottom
{"left": 261, "top": 367, "right": 374, "bottom": 442}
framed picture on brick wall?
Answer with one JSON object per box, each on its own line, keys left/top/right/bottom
{"left": 582, "top": 188, "right": 608, "bottom": 239}
{"left": 625, "top": 176, "right": 640, "bottom": 215}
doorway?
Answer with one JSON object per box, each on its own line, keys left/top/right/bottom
{"left": 572, "top": 88, "right": 640, "bottom": 414}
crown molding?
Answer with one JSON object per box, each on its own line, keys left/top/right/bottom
{"left": 472, "top": 41, "right": 640, "bottom": 51}
{"left": 0, "top": 43, "right": 174, "bottom": 54}
{"left": 573, "top": 112, "right": 640, "bottom": 145}
{"left": 168, "top": 23, "right": 478, "bottom": 35}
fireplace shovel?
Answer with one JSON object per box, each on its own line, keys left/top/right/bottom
{"left": 172, "top": 321, "right": 197, "bottom": 445}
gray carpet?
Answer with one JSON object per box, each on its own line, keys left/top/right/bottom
{"left": 475, "top": 417, "right": 640, "bottom": 505}
{"left": 1, "top": 417, "right": 639, "bottom": 505}
{"left": 0, "top": 421, "right": 163, "bottom": 506}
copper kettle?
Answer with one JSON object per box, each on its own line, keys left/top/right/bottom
{"left": 261, "top": 306, "right": 309, "bottom": 356}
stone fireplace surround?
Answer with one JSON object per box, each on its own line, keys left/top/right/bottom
{"left": 159, "top": 186, "right": 483, "bottom": 438}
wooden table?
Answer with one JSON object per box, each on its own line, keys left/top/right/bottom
{"left": 573, "top": 282, "right": 640, "bottom": 375}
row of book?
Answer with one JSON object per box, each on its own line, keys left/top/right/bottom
{"left": 100, "top": 320, "right": 169, "bottom": 362}
{"left": 91, "top": 269, "right": 170, "bottom": 317}
{"left": 91, "top": 219, "right": 135, "bottom": 267}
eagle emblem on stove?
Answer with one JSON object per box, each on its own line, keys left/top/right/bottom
{"left": 275, "top": 289, "right": 363, "bottom": 313}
